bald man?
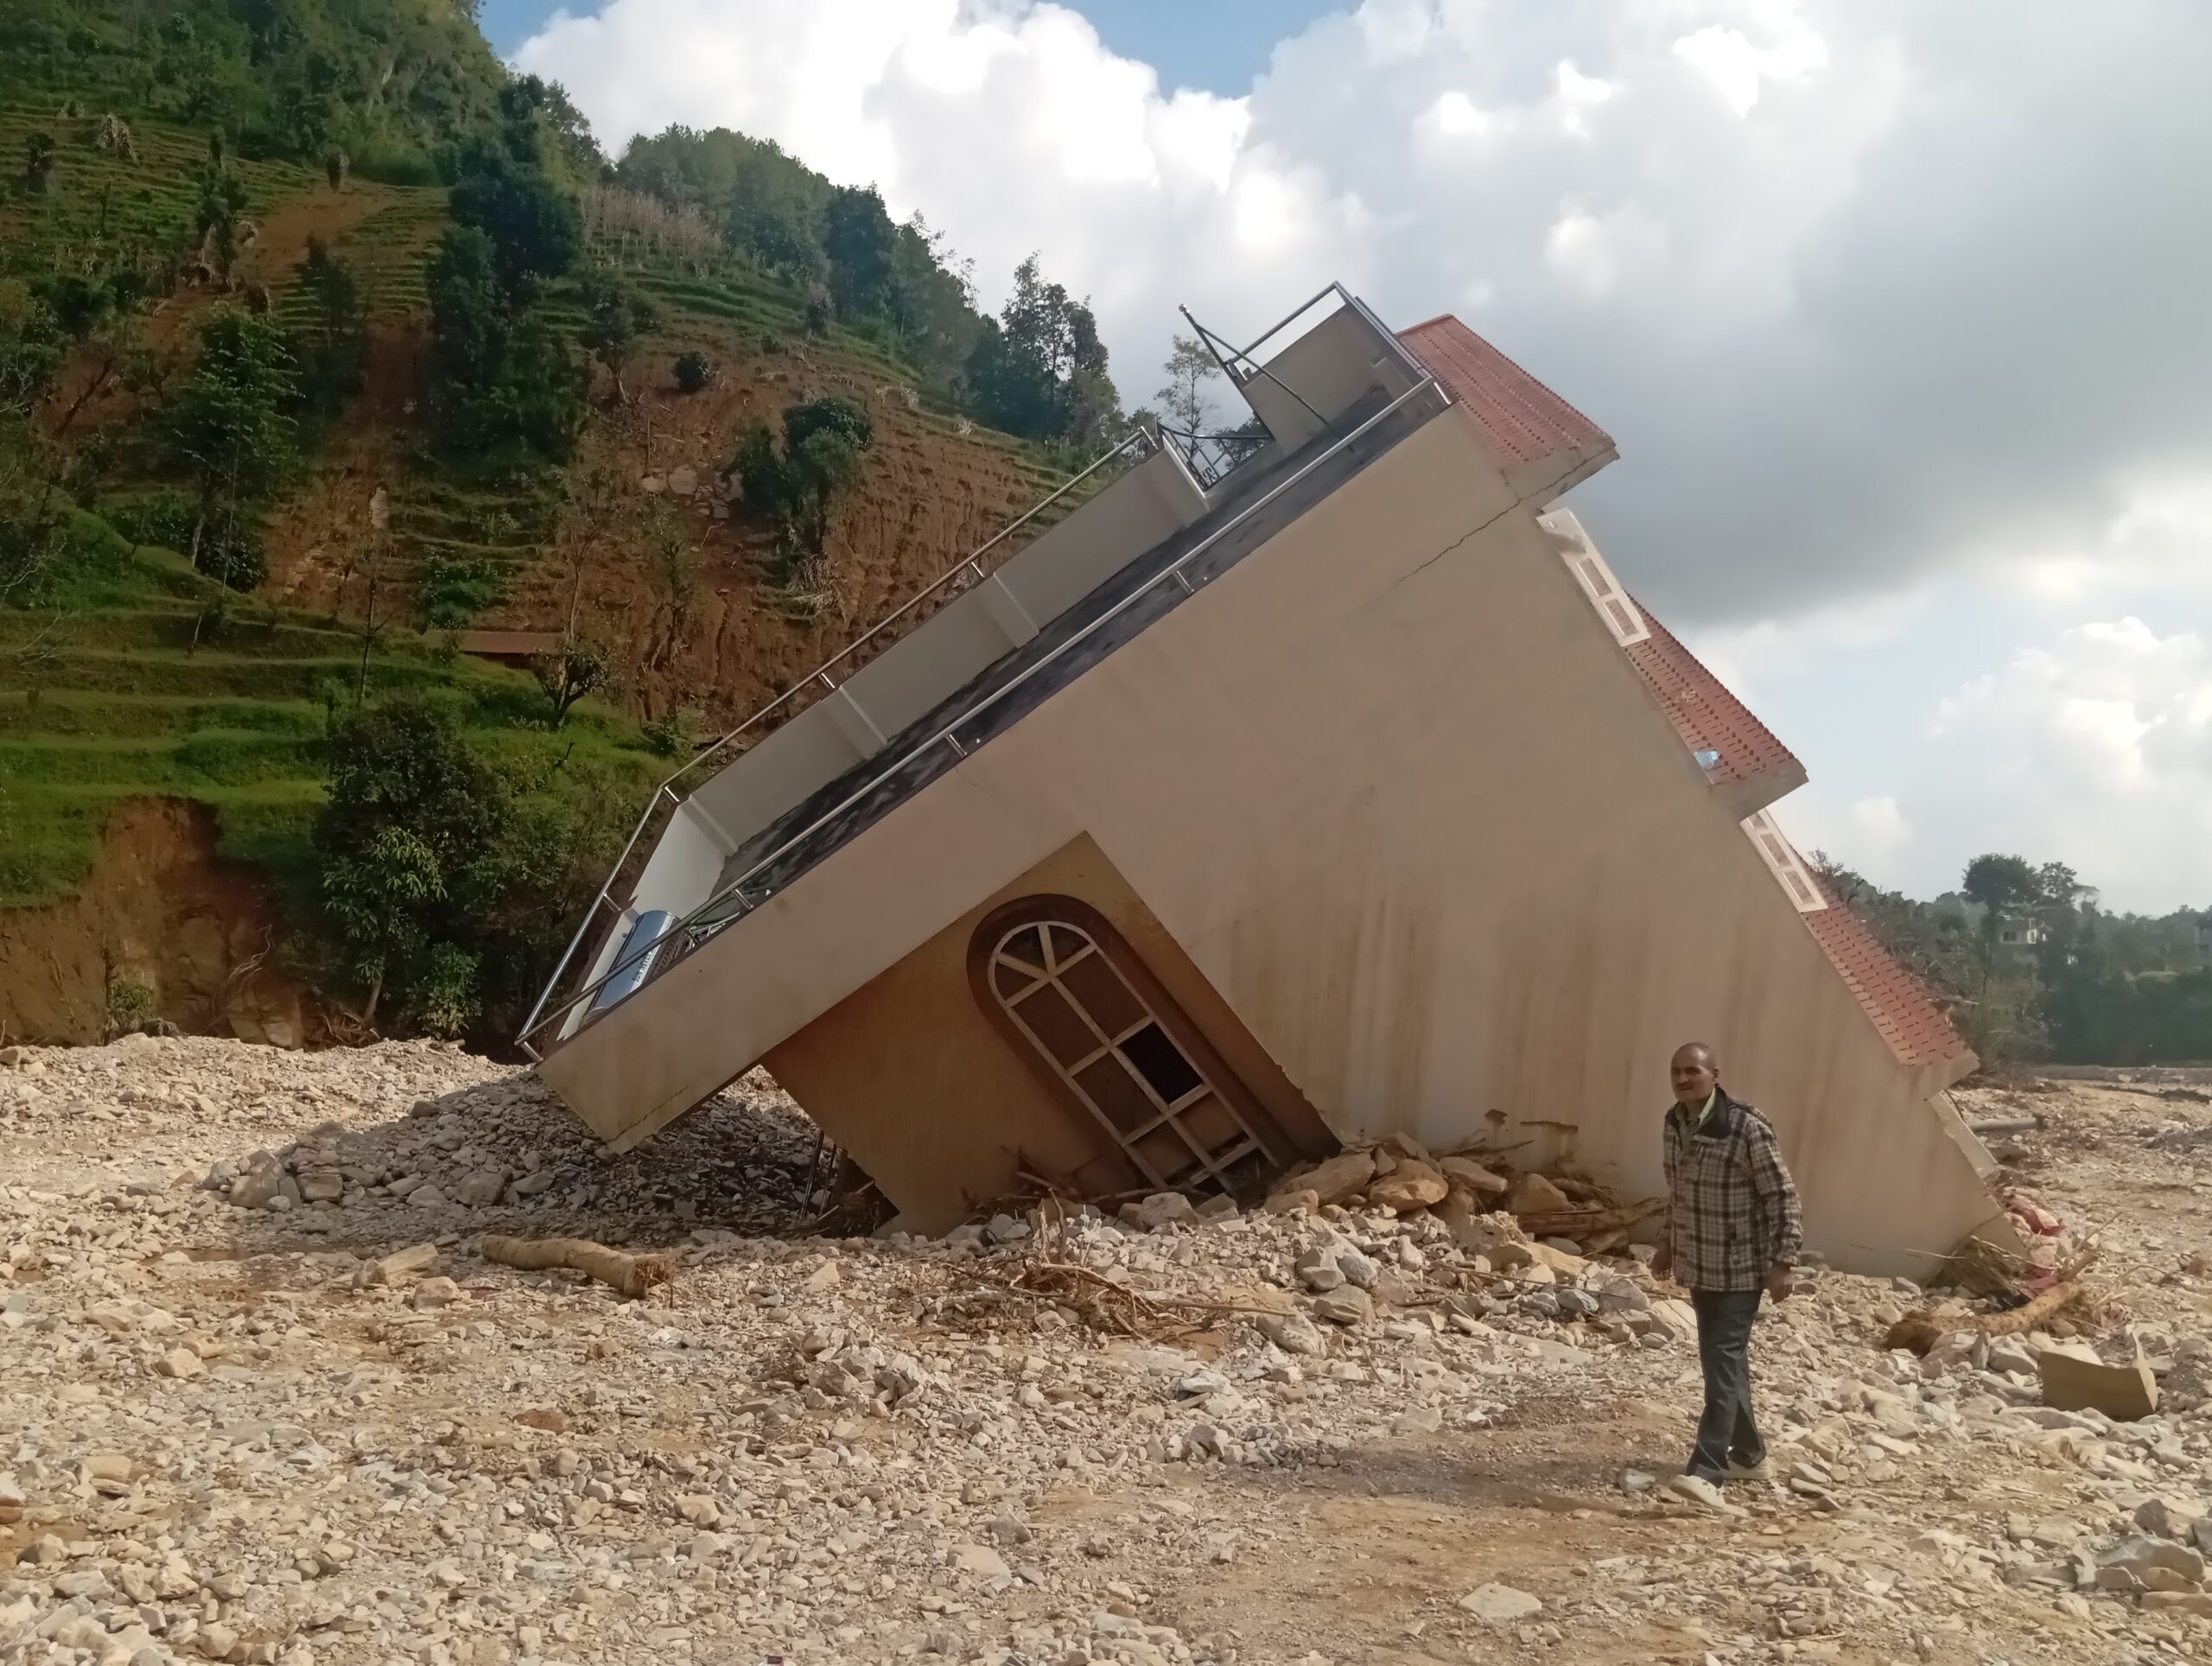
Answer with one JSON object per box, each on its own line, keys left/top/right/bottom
{"left": 1651, "top": 1042, "right": 1802, "bottom": 1487}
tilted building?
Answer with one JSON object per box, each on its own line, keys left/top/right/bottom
{"left": 522, "top": 285, "right": 2006, "bottom": 1278}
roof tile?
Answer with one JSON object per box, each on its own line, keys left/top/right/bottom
{"left": 1800, "top": 876, "right": 1974, "bottom": 1068}
{"left": 1397, "top": 315, "right": 1613, "bottom": 469}
{"left": 1620, "top": 602, "right": 1801, "bottom": 785}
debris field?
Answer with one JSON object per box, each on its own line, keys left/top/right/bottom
{"left": 5, "top": 1038, "right": 2212, "bottom": 1664}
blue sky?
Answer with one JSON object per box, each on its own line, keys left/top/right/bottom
{"left": 484, "top": 0, "right": 1344, "bottom": 95}
{"left": 512, "top": 1, "right": 2212, "bottom": 910}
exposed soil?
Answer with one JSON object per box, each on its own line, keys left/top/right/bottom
{"left": 0, "top": 797, "right": 320, "bottom": 1046}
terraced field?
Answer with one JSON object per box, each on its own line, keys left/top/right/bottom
{"left": 0, "top": 546, "right": 660, "bottom": 909}
{"left": 0, "top": 100, "right": 321, "bottom": 277}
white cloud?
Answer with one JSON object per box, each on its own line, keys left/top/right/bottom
{"left": 519, "top": 0, "right": 2212, "bottom": 905}
{"left": 1850, "top": 794, "right": 1912, "bottom": 857}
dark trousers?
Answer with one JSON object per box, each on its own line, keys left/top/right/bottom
{"left": 1688, "top": 1288, "right": 1766, "bottom": 1478}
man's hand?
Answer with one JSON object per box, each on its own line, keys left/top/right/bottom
{"left": 1650, "top": 1244, "right": 1673, "bottom": 1281}
{"left": 1764, "top": 1262, "right": 1795, "bottom": 1301}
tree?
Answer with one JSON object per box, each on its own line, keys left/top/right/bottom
{"left": 194, "top": 149, "right": 249, "bottom": 283}
{"left": 823, "top": 185, "right": 901, "bottom": 320}
{"left": 1154, "top": 332, "right": 1220, "bottom": 432}
{"left": 729, "top": 395, "right": 874, "bottom": 593}
{"left": 289, "top": 237, "right": 366, "bottom": 420}
{"left": 424, "top": 226, "right": 584, "bottom": 461}
{"left": 449, "top": 140, "right": 584, "bottom": 295}
{"left": 168, "top": 308, "right": 297, "bottom": 607}
{"left": 531, "top": 639, "right": 607, "bottom": 727}
{"left": 577, "top": 270, "right": 659, "bottom": 403}
{"left": 646, "top": 499, "right": 697, "bottom": 661}
{"left": 314, "top": 700, "right": 506, "bottom": 1031}
{"left": 23, "top": 132, "right": 58, "bottom": 194}
{"left": 672, "top": 350, "right": 713, "bottom": 393}
{"left": 1961, "top": 853, "right": 2042, "bottom": 916}
{"left": 963, "top": 255, "right": 1122, "bottom": 446}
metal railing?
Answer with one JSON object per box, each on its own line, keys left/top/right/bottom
{"left": 514, "top": 425, "right": 1158, "bottom": 1052}
{"left": 518, "top": 367, "right": 1444, "bottom": 1053}
{"left": 1157, "top": 422, "right": 1270, "bottom": 491}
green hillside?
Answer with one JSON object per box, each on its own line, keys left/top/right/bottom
{"left": 0, "top": 0, "right": 1142, "bottom": 1045}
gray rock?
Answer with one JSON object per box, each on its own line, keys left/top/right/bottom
{"left": 1122, "top": 1192, "right": 1198, "bottom": 1232}
{"left": 1259, "top": 1312, "right": 1325, "bottom": 1355}
{"left": 1294, "top": 1248, "right": 1344, "bottom": 1293}
{"left": 1312, "top": 1288, "right": 1372, "bottom": 1327}
{"left": 1333, "top": 1247, "right": 1381, "bottom": 1290}
{"left": 2099, "top": 1535, "right": 2205, "bottom": 1584}
{"left": 1458, "top": 1583, "right": 1542, "bottom": 1622}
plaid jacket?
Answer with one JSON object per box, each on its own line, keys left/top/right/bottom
{"left": 1662, "top": 1089, "right": 1803, "bottom": 1293}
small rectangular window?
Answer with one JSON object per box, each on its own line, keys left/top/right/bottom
{"left": 1540, "top": 508, "right": 1651, "bottom": 646}
{"left": 1740, "top": 811, "right": 1828, "bottom": 914}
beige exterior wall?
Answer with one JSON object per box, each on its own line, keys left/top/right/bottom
{"left": 543, "top": 404, "right": 1995, "bottom": 1277}
{"left": 762, "top": 834, "right": 1337, "bottom": 1232}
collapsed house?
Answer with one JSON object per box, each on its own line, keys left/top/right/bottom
{"left": 522, "top": 283, "right": 2006, "bottom": 1279}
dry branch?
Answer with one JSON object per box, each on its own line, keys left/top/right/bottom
{"left": 480, "top": 1234, "right": 676, "bottom": 1299}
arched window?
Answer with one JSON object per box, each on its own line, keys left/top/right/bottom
{"left": 969, "top": 897, "right": 1282, "bottom": 1193}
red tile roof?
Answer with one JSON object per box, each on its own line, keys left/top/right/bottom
{"left": 1801, "top": 875, "right": 1974, "bottom": 1068}
{"left": 1620, "top": 601, "right": 1802, "bottom": 785}
{"left": 1397, "top": 314, "right": 1613, "bottom": 469}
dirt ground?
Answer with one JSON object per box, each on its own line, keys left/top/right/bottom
{"left": 3, "top": 1046, "right": 2210, "bottom": 1666}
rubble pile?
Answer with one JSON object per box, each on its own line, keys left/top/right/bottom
{"left": 3, "top": 1040, "right": 2212, "bottom": 1663}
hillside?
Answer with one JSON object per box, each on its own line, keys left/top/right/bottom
{"left": 0, "top": 1, "right": 1132, "bottom": 1047}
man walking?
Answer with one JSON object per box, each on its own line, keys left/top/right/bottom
{"left": 1650, "top": 1041, "right": 1802, "bottom": 1489}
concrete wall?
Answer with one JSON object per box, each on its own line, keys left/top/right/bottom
{"left": 763, "top": 835, "right": 1338, "bottom": 1231}
{"left": 683, "top": 447, "right": 1208, "bottom": 869}
{"left": 542, "top": 404, "right": 1995, "bottom": 1276}
{"left": 1243, "top": 306, "right": 1419, "bottom": 450}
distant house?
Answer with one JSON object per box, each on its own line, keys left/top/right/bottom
{"left": 522, "top": 286, "right": 2007, "bottom": 1278}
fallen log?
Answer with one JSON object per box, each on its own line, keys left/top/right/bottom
{"left": 480, "top": 1235, "right": 676, "bottom": 1300}
{"left": 1884, "top": 1279, "right": 2086, "bottom": 1356}
{"left": 1967, "top": 1115, "right": 2041, "bottom": 1136}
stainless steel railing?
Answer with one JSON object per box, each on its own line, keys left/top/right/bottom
{"left": 514, "top": 425, "right": 1157, "bottom": 1051}
{"left": 518, "top": 368, "right": 1443, "bottom": 1052}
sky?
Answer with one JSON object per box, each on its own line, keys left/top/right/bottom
{"left": 509, "top": 1, "right": 2212, "bottom": 915}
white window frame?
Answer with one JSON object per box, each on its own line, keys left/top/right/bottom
{"left": 1740, "top": 811, "right": 1827, "bottom": 913}
{"left": 1539, "top": 507, "right": 1650, "bottom": 647}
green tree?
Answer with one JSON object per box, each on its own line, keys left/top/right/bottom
{"left": 449, "top": 140, "right": 584, "bottom": 295}
{"left": 424, "top": 226, "right": 583, "bottom": 461}
{"left": 531, "top": 638, "right": 607, "bottom": 728}
{"left": 822, "top": 185, "right": 900, "bottom": 320}
{"left": 1961, "top": 853, "right": 2042, "bottom": 916}
{"left": 729, "top": 394, "right": 874, "bottom": 592}
{"left": 672, "top": 349, "right": 713, "bottom": 393}
{"left": 168, "top": 308, "right": 297, "bottom": 598}
{"left": 194, "top": 148, "right": 250, "bottom": 283}
{"left": 577, "top": 270, "right": 660, "bottom": 403}
{"left": 314, "top": 700, "right": 507, "bottom": 1032}
{"left": 963, "top": 254, "right": 1121, "bottom": 446}
{"left": 289, "top": 237, "right": 367, "bottom": 420}
{"left": 1154, "top": 332, "right": 1219, "bottom": 431}
{"left": 22, "top": 132, "right": 59, "bottom": 194}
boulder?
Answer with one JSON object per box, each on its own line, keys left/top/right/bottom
{"left": 1503, "top": 1173, "right": 1573, "bottom": 1215}
{"left": 2102, "top": 1535, "right": 2205, "bottom": 1579}
{"left": 1312, "top": 1288, "right": 1373, "bottom": 1327}
{"left": 1367, "top": 1160, "right": 1449, "bottom": 1212}
{"left": 1458, "top": 1583, "right": 1542, "bottom": 1622}
{"left": 1121, "top": 1192, "right": 1198, "bottom": 1232}
{"left": 1439, "top": 1155, "right": 1510, "bottom": 1196}
{"left": 1282, "top": 1150, "right": 1376, "bottom": 1207}
{"left": 1294, "top": 1248, "right": 1344, "bottom": 1294}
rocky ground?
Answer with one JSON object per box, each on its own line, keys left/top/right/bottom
{"left": 4, "top": 1040, "right": 2212, "bottom": 1666}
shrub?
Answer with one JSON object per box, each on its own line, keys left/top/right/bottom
{"left": 673, "top": 350, "right": 713, "bottom": 394}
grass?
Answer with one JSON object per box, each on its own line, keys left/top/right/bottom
{"left": 0, "top": 542, "right": 664, "bottom": 909}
